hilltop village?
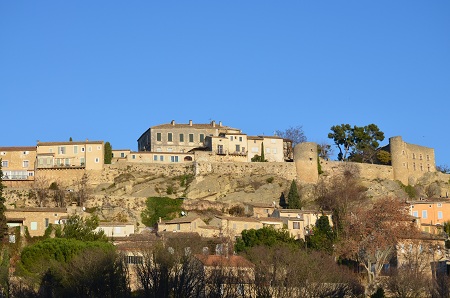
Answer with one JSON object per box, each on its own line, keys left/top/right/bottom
{"left": 1, "top": 120, "right": 450, "bottom": 296}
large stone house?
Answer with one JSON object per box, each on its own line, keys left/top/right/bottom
{"left": 0, "top": 146, "right": 36, "bottom": 187}
{"left": 36, "top": 140, "right": 104, "bottom": 171}
{"left": 6, "top": 207, "right": 68, "bottom": 237}
{"left": 136, "top": 120, "right": 290, "bottom": 163}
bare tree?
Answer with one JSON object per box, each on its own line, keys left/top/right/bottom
{"left": 72, "top": 173, "right": 91, "bottom": 207}
{"left": 31, "top": 176, "right": 50, "bottom": 207}
{"left": 337, "top": 198, "right": 420, "bottom": 296}
{"left": 50, "top": 180, "right": 67, "bottom": 207}
{"left": 275, "top": 125, "right": 307, "bottom": 147}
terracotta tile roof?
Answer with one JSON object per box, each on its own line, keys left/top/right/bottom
{"left": 6, "top": 207, "right": 67, "bottom": 213}
{"left": 161, "top": 216, "right": 202, "bottom": 224}
{"left": 152, "top": 122, "right": 239, "bottom": 131}
{"left": 215, "top": 216, "right": 260, "bottom": 223}
{"left": 98, "top": 222, "right": 134, "bottom": 227}
{"left": 194, "top": 254, "right": 254, "bottom": 268}
{"left": 0, "top": 146, "right": 36, "bottom": 151}
{"left": 37, "top": 141, "right": 103, "bottom": 146}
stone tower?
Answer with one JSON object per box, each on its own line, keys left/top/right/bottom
{"left": 294, "top": 142, "right": 318, "bottom": 184}
{"left": 389, "top": 136, "right": 409, "bottom": 184}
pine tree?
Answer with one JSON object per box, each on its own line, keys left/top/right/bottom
{"left": 287, "top": 180, "right": 302, "bottom": 209}
{"left": 0, "top": 160, "right": 8, "bottom": 243}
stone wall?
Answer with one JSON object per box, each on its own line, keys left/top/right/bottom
{"left": 194, "top": 161, "right": 297, "bottom": 181}
{"left": 320, "top": 160, "right": 394, "bottom": 181}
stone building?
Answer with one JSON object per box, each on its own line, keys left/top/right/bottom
{"left": 137, "top": 120, "right": 241, "bottom": 152}
{"left": 36, "top": 140, "right": 104, "bottom": 171}
{"left": 0, "top": 146, "right": 36, "bottom": 186}
{"left": 6, "top": 207, "right": 68, "bottom": 237}
{"left": 384, "top": 136, "right": 436, "bottom": 185}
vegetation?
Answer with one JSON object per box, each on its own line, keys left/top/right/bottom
{"left": 275, "top": 125, "right": 307, "bottom": 146}
{"left": 235, "top": 226, "right": 298, "bottom": 252}
{"left": 54, "top": 214, "right": 107, "bottom": 242}
{"left": 287, "top": 180, "right": 302, "bottom": 209}
{"left": 306, "top": 215, "right": 335, "bottom": 253}
{"left": 0, "top": 160, "right": 7, "bottom": 242}
{"left": 328, "top": 123, "right": 384, "bottom": 163}
{"left": 141, "top": 196, "right": 183, "bottom": 227}
{"left": 104, "top": 141, "right": 113, "bottom": 164}
{"left": 397, "top": 181, "right": 417, "bottom": 199}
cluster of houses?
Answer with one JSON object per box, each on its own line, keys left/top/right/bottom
{"left": 0, "top": 120, "right": 292, "bottom": 187}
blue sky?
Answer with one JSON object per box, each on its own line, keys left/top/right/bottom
{"left": 1, "top": 1, "right": 449, "bottom": 166}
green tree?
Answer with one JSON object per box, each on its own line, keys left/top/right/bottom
{"left": 141, "top": 197, "right": 183, "bottom": 227}
{"left": 376, "top": 149, "right": 391, "bottom": 165}
{"left": 306, "top": 215, "right": 335, "bottom": 253}
{"left": 54, "top": 214, "right": 107, "bottom": 242}
{"left": 351, "top": 124, "right": 385, "bottom": 163}
{"left": 328, "top": 124, "right": 354, "bottom": 161}
{"left": 328, "top": 124, "right": 385, "bottom": 163}
{"left": 235, "top": 226, "right": 297, "bottom": 252}
{"left": 287, "top": 180, "right": 302, "bottom": 209}
{"left": 104, "top": 142, "right": 112, "bottom": 164}
{"left": 0, "top": 160, "right": 8, "bottom": 243}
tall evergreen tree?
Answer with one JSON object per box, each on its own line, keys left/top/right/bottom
{"left": 261, "top": 142, "right": 265, "bottom": 162}
{"left": 287, "top": 180, "right": 302, "bottom": 209}
{"left": 104, "top": 142, "right": 112, "bottom": 164}
{"left": 0, "top": 160, "right": 8, "bottom": 243}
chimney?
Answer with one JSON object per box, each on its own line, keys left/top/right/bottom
{"left": 171, "top": 120, "right": 175, "bottom": 126}
{"left": 219, "top": 121, "right": 222, "bottom": 127}
{"left": 211, "top": 120, "right": 216, "bottom": 127}
{"left": 189, "top": 120, "right": 193, "bottom": 126}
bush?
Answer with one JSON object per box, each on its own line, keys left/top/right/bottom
{"left": 141, "top": 197, "right": 183, "bottom": 227}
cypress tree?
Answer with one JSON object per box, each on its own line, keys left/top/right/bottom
{"left": 261, "top": 142, "right": 265, "bottom": 162}
{"left": 104, "top": 142, "right": 113, "bottom": 164}
{"left": 287, "top": 180, "right": 302, "bottom": 209}
{"left": 0, "top": 160, "right": 8, "bottom": 243}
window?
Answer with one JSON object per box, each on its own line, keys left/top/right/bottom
{"left": 167, "top": 148, "right": 173, "bottom": 152}
{"left": 271, "top": 139, "right": 276, "bottom": 143}
{"left": 179, "top": 134, "right": 184, "bottom": 142}
{"left": 80, "top": 157, "right": 85, "bottom": 165}
{"left": 1, "top": 160, "right": 8, "bottom": 168}
{"left": 171, "top": 156, "right": 179, "bottom": 162}
{"left": 200, "top": 134, "right": 205, "bottom": 142}
{"left": 266, "top": 148, "right": 270, "bottom": 153}
{"left": 0, "top": 152, "right": 4, "bottom": 156}
{"left": 438, "top": 211, "right": 443, "bottom": 219}
{"left": 252, "top": 147, "right": 259, "bottom": 153}
{"left": 120, "top": 152, "right": 125, "bottom": 158}
{"left": 157, "top": 133, "right": 162, "bottom": 142}
{"left": 97, "top": 146, "right": 101, "bottom": 150}
{"left": 272, "top": 148, "right": 277, "bottom": 154}
{"left": 422, "top": 210, "right": 427, "bottom": 219}
{"left": 437, "top": 203, "right": 442, "bottom": 208}
{"left": 30, "top": 222, "right": 38, "bottom": 231}
{"left": 412, "top": 211, "right": 418, "bottom": 217}
{"left": 74, "top": 146, "right": 78, "bottom": 154}
{"left": 58, "top": 146, "right": 66, "bottom": 154}
{"left": 236, "top": 145, "right": 240, "bottom": 152}
{"left": 23, "top": 160, "right": 29, "bottom": 168}
{"left": 28, "top": 172, "right": 34, "bottom": 177}
{"left": 189, "top": 134, "right": 194, "bottom": 142}
{"left": 168, "top": 133, "right": 173, "bottom": 142}
{"left": 230, "top": 136, "right": 234, "bottom": 141}
{"left": 239, "top": 136, "right": 242, "bottom": 142}
{"left": 153, "top": 155, "right": 158, "bottom": 161}
{"left": 159, "top": 156, "right": 164, "bottom": 161}
{"left": 419, "top": 154, "right": 423, "bottom": 160}
{"left": 177, "top": 224, "right": 180, "bottom": 231}
{"left": 427, "top": 155, "right": 430, "bottom": 161}
{"left": 81, "top": 147, "right": 85, "bottom": 152}
{"left": 45, "top": 218, "right": 49, "bottom": 228}
{"left": 132, "top": 155, "right": 136, "bottom": 159}
{"left": 126, "top": 255, "right": 143, "bottom": 265}
{"left": 293, "top": 222, "right": 300, "bottom": 229}
{"left": 95, "top": 158, "right": 99, "bottom": 163}
{"left": 88, "top": 146, "right": 92, "bottom": 152}
{"left": 23, "top": 151, "right": 29, "bottom": 155}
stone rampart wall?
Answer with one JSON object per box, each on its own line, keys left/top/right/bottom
{"left": 320, "top": 160, "right": 394, "bottom": 181}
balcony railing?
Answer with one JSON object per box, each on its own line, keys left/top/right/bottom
{"left": 215, "top": 149, "right": 228, "bottom": 155}
{"left": 229, "top": 151, "right": 248, "bottom": 156}
{"left": 36, "top": 164, "right": 85, "bottom": 169}
{"left": 2, "top": 175, "right": 29, "bottom": 180}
